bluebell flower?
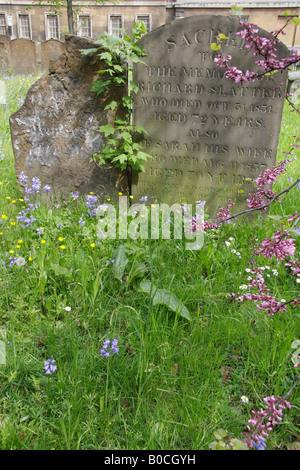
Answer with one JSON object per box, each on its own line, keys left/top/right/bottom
{"left": 252, "top": 437, "right": 267, "bottom": 450}
{"left": 71, "top": 191, "right": 79, "bottom": 200}
{"left": 8, "top": 256, "right": 17, "bottom": 267}
{"left": 100, "top": 338, "right": 119, "bottom": 357}
{"left": 43, "top": 359, "right": 57, "bottom": 375}
{"left": 86, "top": 194, "right": 98, "bottom": 217}
{"left": 31, "top": 177, "right": 41, "bottom": 193}
{"left": 19, "top": 171, "right": 28, "bottom": 185}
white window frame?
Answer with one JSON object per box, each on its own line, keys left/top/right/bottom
{"left": 17, "top": 12, "right": 32, "bottom": 40}
{"left": 45, "top": 13, "right": 60, "bottom": 41}
{"left": 108, "top": 14, "right": 124, "bottom": 38}
{"left": 135, "top": 14, "right": 151, "bottom": 33}
{"left": 0, "top": 12, "right": 7, "bottom": 36}
{"left": 77, "top": 13, "right": 92, "bottom": 38}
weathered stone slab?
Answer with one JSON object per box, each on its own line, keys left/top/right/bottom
{"left": 132, "top": 15, "right": 290, "bottom": 214}
{"left": 11, "top": 38, "right": 38, "bottom": 75}
{"left": 39, "top": 39, "right": 65, "bottom": 72}
{"left": 10, "top": 35, "right": 127, "bottom": 201}
{"left": 0, "top": 35, "right": 12, "bottom": 75}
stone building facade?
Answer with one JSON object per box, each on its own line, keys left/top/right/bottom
{"left": 0, "top": 0, "right": 299, "bottom": 48}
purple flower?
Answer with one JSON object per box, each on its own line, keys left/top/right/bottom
{"left": 71, "top": 191, "right": 79, "bottom": 200}
{"left": 31, "top": 177, "right": 41, "bottom": 193}
{"left": 43, "top": 184, "right": 51, "bottom": 193}
{"left": 252, "top": 437, "right": 267, "bottom": 450}
{"left": 86, "top": 194, "right": 98, "bottom": 217}
{"left": 16, "top": 210, "right": 36, "bottom": 228}
{"left": 19, "top": 171, "right": 28, "bottom": 185}
{"left": 78, "top": 216, "right": 85, "bottom": 226}
{"left": 100, "top": 338, "right": 119, "bottom": 357}
{"left": 107, "top": 258, "right": 115, "bottom": 264}
{"left": 8, "top": 256, "right": 17, "bottom": 267}
{"left": 43, "top": 359, "right": 57, "bottom": 375}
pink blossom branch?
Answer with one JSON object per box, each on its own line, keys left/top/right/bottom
{"left": 225, "top": 177, "right": 300, "bottom": 222}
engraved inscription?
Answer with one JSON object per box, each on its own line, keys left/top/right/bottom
{"left": 132, "top": 16, "right": 289, "bottom": 213}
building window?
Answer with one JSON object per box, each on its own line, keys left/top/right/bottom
{"left": 0, "top": 13, "right": 7, "bottom": 35}
{"left": 135, "top": 14, "right": 151, "bottom": 33}
{"left": 78, "top": 15, "right": 92, "bottom": 38}
{"left": 109, "top": 15, "right": 123, "bottom": 37}
{"left": 17, "top": 14, "right": 31, "bottom": 39}
{"left": 46, "top": 14, "right": 59, "bottom": 40}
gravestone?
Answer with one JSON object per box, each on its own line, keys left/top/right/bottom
{"left": 39, "top": 39, "right": 65, "bottom": 72}
{"left": 0, "top": 35, "right": 12, "bottom": 75}
{"left": 132, "top": 15, "right": 290, "bottom": 214}
{"left": 10, "top": 35, "right": 127, "bottom": 201}
{"left": 11, "top": 38, "right": 38, "bottom": 75}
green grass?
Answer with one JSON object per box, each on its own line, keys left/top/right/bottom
{"left": 0, "top": 74, "right": 299, "bottom": 450}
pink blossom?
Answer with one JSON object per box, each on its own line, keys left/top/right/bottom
{"left": 254, "top": 231, "right": 296, "bottom": 260}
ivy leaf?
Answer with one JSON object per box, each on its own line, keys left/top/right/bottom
{"left": 113, "top": 64, "right": 124, "bottom": 73}
{"left": 99, "top": 124, "right": 115, "bottom": 137}
{"left": 90, "top": 80, "right": 111, "bottom": 95}
{"left": 112, "top": 154, "right": 128, "bottom": 168}
{"left": 99, "top": 51, "right": 113, "bottom": 63}
{"left": 79, "top": 48, "right": 98, "bottom": 55}
{"left": 104, "top": 101, "right": 118, "bottom": 111}
{"left": 134, "top": 125, "right": 148, "bottom": 135}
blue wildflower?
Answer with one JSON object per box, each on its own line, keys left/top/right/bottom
{"left": 252, "top": 437, "right": 267, "bottom": 450}
{"left": 43, "top": 359, "right": 57, "bottom": 375}
{"left": 100, "top": 338, "right": 119, "bottom": 357}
